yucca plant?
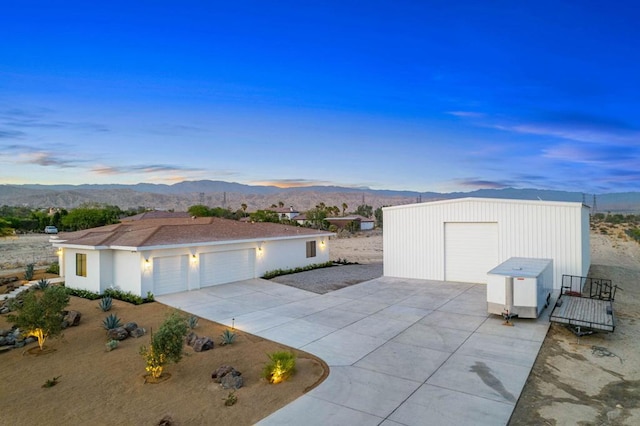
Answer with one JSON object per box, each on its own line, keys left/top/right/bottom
{"left": 36, "top": 278, "right": 50, "bottom": 290}
{"left": 102, "top": 313, "right": 122, "bottom": 330}
{"left": 220, "top": 329, "right": 237, "bottom": 346}
{"left": 98, "top": 296, "right": 113, "bottom": 312}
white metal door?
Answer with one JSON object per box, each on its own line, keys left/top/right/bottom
{"left": 153, "top": 255, "right": 188, "bottom": 295}
{"left": 200, "top": 250, "right": 256, "bottom": 287}
{"left": 445, "top": 222, "right": 499, "bottom": 283}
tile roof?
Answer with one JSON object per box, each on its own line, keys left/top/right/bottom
{"left": 55, "top": 217, "right": 332, "bottom": 249}
{"left": 120, "top": 211, "right": 191, "bottom": 221}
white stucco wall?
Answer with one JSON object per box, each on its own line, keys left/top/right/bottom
{"left": 383, "top": 198, "right": 590, "bottom": 289}
{"left": 57, "top": 234, "right": 331, "bottom": 296}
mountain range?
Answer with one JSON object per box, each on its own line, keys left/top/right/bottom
{"left": 1, "top": 181, "right": 639, "bottom": 213}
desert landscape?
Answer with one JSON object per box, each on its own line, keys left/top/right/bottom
{"left": 1, "top": 226, "right": 639, "bottom": 425}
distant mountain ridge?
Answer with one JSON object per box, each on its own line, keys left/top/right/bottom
{"left": 2, "top": 180, "right": 639, "bottom": 213}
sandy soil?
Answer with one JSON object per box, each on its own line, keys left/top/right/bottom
{"left": 510, "top": 227, "right": 640, "bottom": 425}
{"left": 0, "top": 234, "right": 57, "bottom": 275}
{"left": 0, "top": 295, "right": 327, "bottom": 426}
{"left": 330, "top": 230, "right": 383, "bottom": 264}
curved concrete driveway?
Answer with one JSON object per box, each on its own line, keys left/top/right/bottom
{"left": 157, "top": 277, "right": 550, "bottom": 425}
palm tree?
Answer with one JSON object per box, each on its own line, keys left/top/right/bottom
{"left": 241, "top": 203, "right": 247, "bottom": 217}
{"left": 342, "top": 203, "right": 348, "bottom": 216}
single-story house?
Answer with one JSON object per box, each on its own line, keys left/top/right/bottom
{"left": 383, "top": 197, "right": 590, "bottom": 289}
{"left": 52, "top": 216, "right": 333, "bottom": 296}
{"left": 267, "top": 206, "right": 300, "bottom": 221}
{"left": 325, "top": 215, "right": 375, "bottom": 231}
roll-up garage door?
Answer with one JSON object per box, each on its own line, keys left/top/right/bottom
{"left": 200, "top": 249, "right": 256, "bottom": 287}
{"left": 445, "top": 222, "right": 499, "bottom": 283}
{"left": 153, "top": 255, "right": 188, "bottom": 295}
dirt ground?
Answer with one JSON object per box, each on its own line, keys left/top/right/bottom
{"left": 510, "top": 227, "right": 640, "bottom": 425}
{"left": 0, "top": 296, "right": 327, "bottom": 425}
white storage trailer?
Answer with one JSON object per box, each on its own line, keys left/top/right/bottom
{"left": 487, "top": 257, "right": 554, "bottom": 319}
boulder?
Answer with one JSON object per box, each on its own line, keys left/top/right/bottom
{"left": 128, "top": 327, "right": 145, "bottom": 338}
{"left": 185, "top": 331, "right": 197, "bottom": 347}
{"left": 192, "top": 336, "right": 214, "bottom": 352}
{"left": 63, "top": 310, "right": 82, "bottom": 327}
{"left": 212, "top": 365, "right": 241, "bottom": 382}
{"left": 220, "top": 374, "right": 244, "bottom": 390}
{"left": 123, "top": 322, "right": 138, "bottom": 332}
{"left": 107, "top": 327, "right": 129, "bottom": 341}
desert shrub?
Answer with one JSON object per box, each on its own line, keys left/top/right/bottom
{"left": 65, "top": 288, "right": 102, "bottom": 300}
{"left": 24, "top": 263, "right": 35, "bottom": 281}
{"left": 104, "top": 288, "right": 145, "bottom": 305}
{"left": 46, "top": 262, "right": 60, "bottom": 275}
{"left": 262, "top": 261, "right": 334, "bottom": 279}
{"left": 98, "top": 296, "right": 113, "bottom": 312}
{"left": 140, "top": 312, "right": 189, "bottom": 379}
{"left": 7, "top": 285, "right": 70, "bottom": 350}
{"left": 262, "top": 351, "right": 296, "bottom": 384}
{"left": 102, "top": 313, "right": 123, "bottom": 330}
{"left": 105, "top": 339, "right": 119, "bottom": 351}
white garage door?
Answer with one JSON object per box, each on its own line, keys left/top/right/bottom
{"left": 200, "top": 250, "right": 256, "bottom": 287}
{"left": 153, "top": 255, "right": 188, "bottom": 295}
{"left": 445, "top": 222, "right": 499, "bottom": 284}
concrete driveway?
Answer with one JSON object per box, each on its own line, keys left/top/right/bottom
{"left": 157, "top": 276, "right": 550, "bottom": 425}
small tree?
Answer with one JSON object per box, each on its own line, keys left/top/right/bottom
{"left": 140, "top": 311, "right": 188, "bottom": 379}
{"left": 7, "top": 285, "right": 70, "bottom": 351}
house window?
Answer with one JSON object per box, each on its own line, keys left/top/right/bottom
{"left": 76, "top": 253, "right": 87, "bottom": 277}
{"left": 306, "top": 241, "right": 317, "bottom": 258}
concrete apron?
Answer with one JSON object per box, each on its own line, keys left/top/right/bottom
{"left": 157, "top": 277, "right": 550, "bottom": 426}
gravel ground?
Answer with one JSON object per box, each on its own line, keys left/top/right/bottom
{"left": 270, "top": 262, "right": 383, "bottom": 294}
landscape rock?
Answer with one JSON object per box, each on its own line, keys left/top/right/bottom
{"left": 63, "top": 310, "right": 82, "bottom": 327}
{"left": 212, "top": 365, "right": 241, "bottom": 382}
{"left": 128, "top": 327, "right": 145, "bottom": 338}
{"left": 185, "top": 331, "right": 197, "bottom": 347}
{"left": 192, "top": 336, "right": 214, "bottom": 352}
{"left": 0, "top": 307, "right": 10, "bottom": 314}
{"left": 124, "top": 322, "right": 138, "bottom": 332}
{"left": 220, "top": 374, "right": 244, "bottom": 390}
{"left": 107, "top": 327, "right": 129, "bottom": 341}
{"left": 0, "top": 329, "right": 10, "bottom": 337}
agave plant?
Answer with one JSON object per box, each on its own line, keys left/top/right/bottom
{"left": 188, "top": 315, "right": 199, "bottom": 329}
{"left": 102, "top": 313, "right": 122, "bottom": 330}
{"left": 98, "top": 296, "right": 113, "bottom": 312}
{"left": 220, "top": 329, "right": 237, "bottom": 346}
{"left": 36, "top": 278, "right": 50, "bottom": 290}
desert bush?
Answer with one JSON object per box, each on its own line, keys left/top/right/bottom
{"left": 105, "top": 339, "right": 119, "bottom": 351}
{"left": 102, "top": 313, "right": 122, "bottom": 330}
{"left": 65, "top": 288, "right": 102, "bottom": 300}
{"left": 262, "top": 261, "right": 334, "bottom": 279}
{"left": 7, "top": 285, "right": 70, "bottom": 350}
{"left": 24, "top": 263, "right": 35, "bottom": 281}
{"left": 46, "top": 262, "right": 60, "bottom": 275}
{"left": 104, "top": 288, "right": 144, "bottom": 305}
{"left": 98, "top": 296, "right": 113, "bottom": 312}
{"left": 140, "top": 312, "right": 189, "bottom": 379}
{"left": 262, "top": 351, "right": 296, "bottom": 384}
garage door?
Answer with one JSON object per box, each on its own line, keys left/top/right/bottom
{"left": 153, "top": 255, "right": 188, "bottom": 295}
{"left": 200, "top": 250, "right": 256, "bottom": 287}
{"left": 445, "top": 222, "right": 499, "bottom": 284}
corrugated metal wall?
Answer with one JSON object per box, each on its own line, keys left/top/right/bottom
{"left": 383, "top": 198, "right": 590, "bottom": 289}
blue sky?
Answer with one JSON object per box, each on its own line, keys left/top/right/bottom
{"left": 1, "top": 1, "right": 638, "bottom": 193}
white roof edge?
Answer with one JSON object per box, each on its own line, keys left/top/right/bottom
{"left": 383, "top": 197, "right": 588, "bottom": 211}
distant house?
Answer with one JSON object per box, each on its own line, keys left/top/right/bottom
{"left": 52, "top": 216, "right": 333, "bottom": 297}
{"left": 325, "top": 215, "right": 375, "bottom": 231}
{"left": 267, "top": 206, "right": 300, "bottom": 221}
